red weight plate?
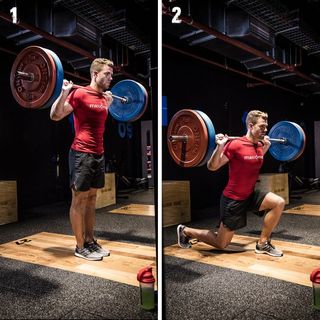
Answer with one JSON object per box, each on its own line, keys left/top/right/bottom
{"left": 167, "top": 109, "right": 208, "bottom": 167}
{"left": 10, "top": 46, "right": 56, "bottom": 109}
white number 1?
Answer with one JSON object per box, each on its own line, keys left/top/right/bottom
{"left": 10, "top": 7, "right": 17, "bottom": 24}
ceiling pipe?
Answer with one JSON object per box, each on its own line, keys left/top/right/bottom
{"left": 162, "top": 5, "right": 317, "bottom": 84}
{"left": 0, "top": 46, "right": 16, "bottom": 55}
{"left": 64, "top": 70, "right": 90, "bottom": 82}
{"left": 117, "top": 67, "right": 146, "bottom": 84}
{"left": 163, "top": 43, "right": 300, "bottom": 96}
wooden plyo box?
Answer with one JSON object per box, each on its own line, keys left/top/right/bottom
{"left": 255, "top": 173, "right": 289, "bottom": 205}
{"left": 163, "top": 180, "right": 191, "bottom": 227}
{"left": 0, "top": 180, "right": 17, "bottom": 225}
{"left": 96, "top": 173, "right": 116, "bottom": 209}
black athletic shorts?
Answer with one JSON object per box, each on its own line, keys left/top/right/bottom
{"left": 69, "top": 149, "right": 105, "bottom": 191}
{"left": 219, "top": 190, "right": 268, "bottom": 231}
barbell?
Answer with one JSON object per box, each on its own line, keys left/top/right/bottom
{"left": 10, "top": 46, "right": 148, "bottom": 122}
{"left": 167, "top": 109, "right": 306, "bottom": 168}
{"left": 169, "top": 135, "right": 287, "bottom": 144}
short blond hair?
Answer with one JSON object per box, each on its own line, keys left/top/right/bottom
{"left": 246, "top": 110, "right": 268, "bottom": 128}
{"left": 90, "top": 58, "right": 114, "bottom": 76}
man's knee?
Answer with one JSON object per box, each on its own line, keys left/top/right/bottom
{"left": 214, "top": 235, "right": 232, "bottom": 249}
{"left": 264, "top": 196, "right": 285, "bottom": 220}
{"left": 215, "top": 241, "right": 229, "bottom": 250}
{"left": 214, "top": 224, "right": 234, "bottom": 249}
{"left": 265, "top": 193, "right": 285, "bottom": 211}
{"left": 71, "top": 190, "right": 90, "bottom": 206}
{"left": 275, "top": 196, "right": 285, "bottom": 211}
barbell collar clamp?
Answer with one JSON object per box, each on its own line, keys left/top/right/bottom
{"left": 169, "top": 135, "right": 189, "bottom": 142}
{"left": 112, "top": 94, "right": 128, "bottom": 104}
{"left": 16, "top": 71, "right": 34, "bottom": 82}
{"left": 269, "top": 137, "right": 287, "bottom": 144}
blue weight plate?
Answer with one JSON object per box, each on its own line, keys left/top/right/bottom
{"left": 268, "top": 121, "right": 306, "bottom": 162}
{"left": 130, "top": 81, "right": 148, "bottom": 121}
{"left": 195, "top": 110, "right": 216, "bottom": 166}
{"left": 293, "top": 127, "right": 306, "bottom": 160}
{"left": 41, "top": 48, "right": 64, "bottom": 109}
{"left": 109, "top": 80, "right": 147, "bottom": 122}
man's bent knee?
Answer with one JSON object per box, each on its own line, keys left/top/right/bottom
{"left": 214, "top": 241, "right": 229, "bottom": 250}
{"left": 261, "top": 193, "right": 285, "bottom": 212}
{"left": 272, "top": 196, "right": 285, "bottom": 213}
{"left": 277, "top": 197, "right": 285, "bottom": 209}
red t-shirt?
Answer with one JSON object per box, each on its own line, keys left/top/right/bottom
{"left": 67, "top": 86, "right": 108, "bottom": 155}
{"left": 223, "top": 136, "right": 264, "bottom": 200}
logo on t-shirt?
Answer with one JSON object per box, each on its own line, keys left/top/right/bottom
{"left": 89, "top": 104, "right": 107, "bottom": 109}
{"left": 243, "top": 155, "right": 263, "bottom": 160}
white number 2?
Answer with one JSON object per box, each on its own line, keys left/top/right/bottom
{"left": 172, "top": 7, "right": 182, "bottom": 24}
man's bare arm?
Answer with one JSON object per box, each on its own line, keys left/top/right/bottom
{"left": 207, "top": 134, "right": 230, "bottom": 171}
{"left": 50, "top": 80, "right": 74, "bottom": 121}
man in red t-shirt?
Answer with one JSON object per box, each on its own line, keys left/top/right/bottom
{"left": 177, "top": 110, "right": 285, "bottom": 257}
{"left": 50, "top": 58, "right": 114, "bottom": 261}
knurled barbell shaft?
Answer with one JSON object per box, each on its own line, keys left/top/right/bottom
{"left": 16, "top": 71, "right": 128, "bottom": 103}
{"left": 169, "top": 134, "right": 287, "bottom": 144}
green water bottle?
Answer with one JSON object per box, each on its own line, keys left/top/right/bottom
{"left": 137, "top": 266, "right": 155, "bottom": 311}
{"left": 310, "top": 268, "right": 320, "bottom": 309}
